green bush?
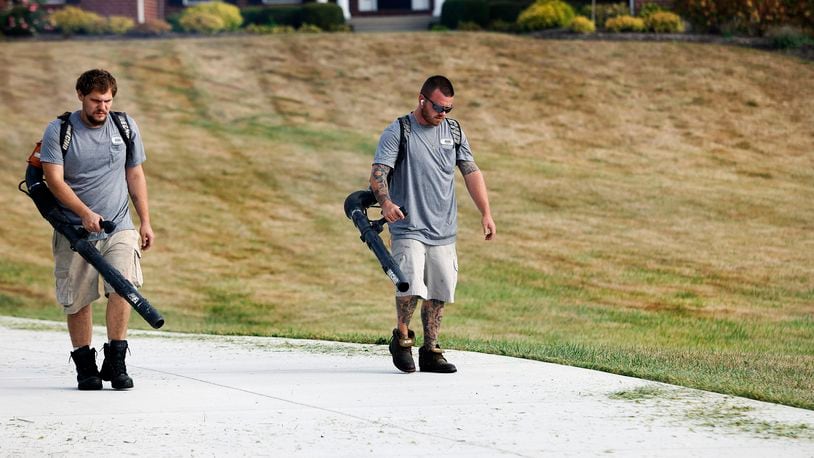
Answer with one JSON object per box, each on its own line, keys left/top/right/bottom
{"left": 300, "top": 3, "right": 344, "bottom": 31}
{"left": 488, "top": 0, "right": 533, "bottom": 23}
{"left": 242, "top": 6, "right": 303, "bottom": 28}
{"left": 517, "top": 0, "right": 576, "bottom": 31}
{"left": 49, "top": 6, "right": 103, "bottom": 36}
{"left": 241, "top": 6, "right": 270, "bottom": 25}
{"left": 766, "top": 25, "right": 814, "bottom": 49}
{"left": 637, "top": 2, "right": 665, "bottom": 19}
{"left": 570, "top": 15, "right": 595, "bottom": 33}
{"left": 605, "top": 15, "right": 645, "bottom": 32}
{"left": 1, "top": 0, "right": 50, "bottom": 36}
{"left": 179, "top": 10, "right": 225, "bottom": 34}
{"left": 580, "top": 2, "right": 628, "bottom": 29}
{"left": 441, "top": 0, "right": 489, "bottom": 29}
{"left": 645, "top": 11, "right": 684, "bottom": 33}
{"left": 106, "top": 15, "right": 134, "bottom": 35}
{"left": 183, "top": 1, "right": 242, "bottom": 31}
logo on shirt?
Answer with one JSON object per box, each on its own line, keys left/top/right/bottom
{"left": 440, "top": 138, "right": 454, "bottom": 147}
{"left": 112, "top": 136, "right": 124, "bottom": 145}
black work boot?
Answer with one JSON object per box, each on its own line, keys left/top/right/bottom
{"left": 419, "top": 345, "right": 457, "bottom": 373}
{"left": 388, "top": 328, "right": 416, "bottom": 373}
{"left": 70, "top": 346, "right": 102, "bottom": 390}
{"left": 100, "top": 340, "right": 134, "bottom": 389}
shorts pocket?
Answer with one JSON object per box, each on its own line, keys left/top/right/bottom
{"left": 55, "top": 267, "right": 73, "bottom": 306}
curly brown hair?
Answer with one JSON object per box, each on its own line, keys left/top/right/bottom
{"left": 75, "top": 69, "right": 118, "bottom": 97}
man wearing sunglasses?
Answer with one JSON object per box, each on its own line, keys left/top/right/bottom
{"left": 370, "top": 75, "right": 496, "bottom": 373}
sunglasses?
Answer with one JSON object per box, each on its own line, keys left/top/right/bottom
{"left": 421, "top": 93, "right": 453, "bottom": 114}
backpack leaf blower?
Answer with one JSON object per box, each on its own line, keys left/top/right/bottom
{"left": 19, "top": 143, "right": 165, "bottom": 329}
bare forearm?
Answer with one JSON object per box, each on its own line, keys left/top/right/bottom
{"left": 463, "top": 170, "right": 491, "bottom": 218}
{"left": 126, "top": 167, "right": 151, "bottom": 225}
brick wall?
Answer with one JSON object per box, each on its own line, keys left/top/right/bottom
{"left": 79, "top": 0, "right": 136, "bottom": 18}
{"left": 73, "top": 0, "right": 162, "bottom": 22}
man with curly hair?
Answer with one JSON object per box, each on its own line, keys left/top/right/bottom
{"left": 39, "top": 69, "right": 153, "bottom": 390}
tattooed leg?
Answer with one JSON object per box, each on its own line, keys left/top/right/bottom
{"left": 421, "top": 299, "right": 445, "bottom": 349}
{"left": 396, "top": 295, "right": 419, "bottom": 338}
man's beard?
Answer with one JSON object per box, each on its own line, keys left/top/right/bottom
{"left": 85, "top": 110, "right": 107, "bottom": 127}
{"left": 423, "top": 106, "right": 444, "bottom": 126}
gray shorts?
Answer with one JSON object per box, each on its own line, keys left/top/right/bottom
{"left": 391, "top": 238, "right": 457, "bottom": 303}
{"left": 52, "top": 229, "right": 143, "bottom": 315}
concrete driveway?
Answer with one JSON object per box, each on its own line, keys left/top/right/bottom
{"left": 1, "top": 316, "right": 812, "bottom": 457}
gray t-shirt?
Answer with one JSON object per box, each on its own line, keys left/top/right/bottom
{"left": 373, "top": 113, "right": 474, "bottom": 245}
{"left": 40, "top": 111, "right": 146, "bottom": 241}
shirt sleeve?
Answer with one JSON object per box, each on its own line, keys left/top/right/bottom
{"left": 456, "top": 125, "right": 475, "bottom": 163}
{"left": 38, "top": 120, "right": 64, "bottom": 165}
{"left": 372, "top": 120, "right": 401, "bottom": 168}
{"left": 124, "top": 114, "right": 147, "bottom": 168}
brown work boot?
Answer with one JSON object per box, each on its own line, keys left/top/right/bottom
{"left": 419, "top": 345, "right": 457, "bottom": 373}
{"left": 388, "top": 328, "right": 416, "bottom": 373}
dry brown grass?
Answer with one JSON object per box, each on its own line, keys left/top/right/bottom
{"left": 0, "top": 33, "right": 812, "bottom": 406}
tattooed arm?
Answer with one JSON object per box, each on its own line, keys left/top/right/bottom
{"left": 458, "top": 160, "right": 496, "bottom": 240}
{"left": 369, "top": 163, "right": 405, "bottom": 223}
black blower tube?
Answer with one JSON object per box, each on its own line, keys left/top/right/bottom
{"left": 344, "top": 190, "right": 410, "bottom": 292}
{"left": 22, "top": 165, "right": 165, "bottom": 329}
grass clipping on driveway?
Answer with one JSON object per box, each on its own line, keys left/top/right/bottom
{"left": 0, "top": 33, "right": 812, "bottom": 409}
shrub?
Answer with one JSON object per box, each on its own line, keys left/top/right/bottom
{"left": 430, "top": 23, "right": 450, "bottom": 31}
{"left": 165, "top": 12, "right": 183, "bottom": 32}
{"left": 674, "top": 0, "right": 806, "bottom": 35}
{"left": 580, "top": 2, "right": 628, "bottom": 29}
{"left": 244, "top": 23, "right": 276, "bottom": 33}
{"left": 182, "top": 1, "right": 242, "bottom": 31}
{"left": 605, "top": 15, "right": 645, "bottom": 32}
{"left": 300, "top": 3, "right": 344, "bottom": 31}
{"left": 297, "top": 22, "right": 322, "bottom": 33}
{"left": 105, "top": 15, "right": 134, "bottom": 35}
{"left": 271, "top": 24, "right": 296, "bottom": 34}
{"left": 570, "top": 15, "right": 595, "bottom": 33}
{"left": 766, "top": 25, "right": 814, "bottom": 48}
{"left": 49, "top": 5, "right": 103, "bottom": 36}
{"left": 441, "top": 0, "right": 489, "bottom": 29}
{"left": 517, "top": 0, "right": 576, "bottom": 31}
{"left": 241, "top": 6, "right": 303, "bottom": 28}
{"left": 129, "top": 18, "right": 172, "bottom": 36}
{"left": 637, "top": 3, "right": 665, "bottom": 19}
{"left": 1, "top": 0, "right": 50, "bottom": 36}
{"left": 645, "top": 11, "right": 684, "bottom": 33}
{"left": 179, "top": 10, "right": 225, "bottom": 34}
{"left": 488, "top": 0, "right": 533, "bottom": 23}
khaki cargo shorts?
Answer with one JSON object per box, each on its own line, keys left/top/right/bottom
{"left": 53, "top": 229, "right": 143, "bottom": 315}
{"left": 391, "top": 238, "right": 458, "bottom": 303}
